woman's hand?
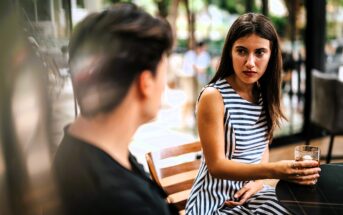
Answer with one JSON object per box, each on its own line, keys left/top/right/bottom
{"left": 272, "top": 160, "right": 321, "bottom": 185}
{"left": 224, "top": 180, "right": 264, "bottom": 207}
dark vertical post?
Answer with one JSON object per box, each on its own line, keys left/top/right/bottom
{"left": 262, "top": 0, "right": 268, "bottom": 16}
{"left": 62, "top": 0, "right": 73, "bottom": 37}
{"left": 290, "top": 0, "right": 296, "bottom": 48}
{"left": 62, "top": 0, "right": 78, "bottom": 117}
{"left": 246, "top": 0, "right": 253, "bottom": 12}
{"left": 304, "top": 0, "right": 326, "bottom": 138}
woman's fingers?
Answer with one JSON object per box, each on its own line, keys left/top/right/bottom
{"left": 292, "top": 178, "right": 318, "bottom": 185}
{"left": 291, "top": 160, "right": 319, "bottom": 169}
{"left": 289, "top": 160, "right": 321, "bottom": 176}
{"left": 234, "top": 186, "right": 248, "bottom": 199}
{"left": 225, "top": 195, "right": 248, "bottom": 207}
{"left": 224, "top": 200, "right": 240, "bottom": 207}
{"left": 293, "top": 167, "right": 321, "bottom": 176}
{"left": 283, "top": 160, "right": 321, "bottom": 185}
{"left": 238, "top": 191, "right": 252, "bottom": 204}
{"left": 225, "top": 186, "right": 253, "bottom": 207}
{"left": 289, "top": 173, "right": 320, "bottom": 180}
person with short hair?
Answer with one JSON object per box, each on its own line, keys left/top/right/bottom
{"left": 179, "top": 41, "right": 211, "bottom": 129}
{"left": 53, "top": 3, "right": 177, "bottom": 214}
{"left": 185, "top": 13, "right": 321, "bottom": 214}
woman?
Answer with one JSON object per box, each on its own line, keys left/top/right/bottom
{"left": 185, "top": 13, "right": 320, "bottom": 215}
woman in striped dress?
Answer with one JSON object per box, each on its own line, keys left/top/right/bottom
{"left": 185, "top": 13, "right": 321, "bottom": 215}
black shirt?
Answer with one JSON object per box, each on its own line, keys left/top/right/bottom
{"left": 53, "top": 128, "right": 177, "bottom": 215}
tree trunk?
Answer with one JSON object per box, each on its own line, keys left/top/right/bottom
{"left": 262, "top": 0, "right": 268, "bottom": 16}
{"left": 183, "top": 0, "right": 195, "bottom": 49}
{"left": 246, "top": 0, "right": 254, "bottom": 12}
{"left": 284, "top": 0, "right": 301, "bottom": 42}
{"left": 169, "top": 0, "right": 180, "bottom": 48}
{"left": 155, "top": 0, "right": 168, "bottom": 18}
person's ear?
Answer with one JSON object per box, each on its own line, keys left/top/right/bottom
{"left": 137, "top": 70, "right": 154, "bottom": 98}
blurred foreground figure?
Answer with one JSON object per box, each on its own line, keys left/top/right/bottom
{"left": 0, "top": 1, "right": 61, "bottom": 215}
{"left": 53, "top": 3, "right": 177, "bottom": 215}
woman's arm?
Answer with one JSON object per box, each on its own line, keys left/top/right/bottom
{"left": 198, "top": 87, "right": 269, "bottom": 180}
{"left": 197, "top": 87, "right": 320, "bottom": 184}
{"left": 224, "top": 146, "right": 268, "bottom": 206}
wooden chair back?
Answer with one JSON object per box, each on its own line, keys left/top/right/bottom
{"left": 145, "top": 141, "right": 201, "bottom": 211}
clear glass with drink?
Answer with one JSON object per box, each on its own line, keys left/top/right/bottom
{"left": 294, "top": 145, "right": 320, "bottom": 164}
{"left": 294, "top": 145, "right": 320, "bottom": 186}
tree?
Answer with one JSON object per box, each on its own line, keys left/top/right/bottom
{"left": 283, "top": 0, "right": 303, "bottom": 51}
{"left": 208, "top": 0, "right": 246, "bottom": 14}
{"left": 154, "top": 0, "right": 169, "bottom": 18}
{"left": 183, "top": 0, "right": 195, "bottom": 49}
{"left": 153, "top": 0, "right": 196, "bottom": 49}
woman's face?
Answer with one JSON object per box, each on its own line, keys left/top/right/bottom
{"left": 231, "top": 34, "right": 271, "bottom": 86}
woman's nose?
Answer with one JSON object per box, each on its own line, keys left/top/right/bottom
{"left": 245, "top": 54, "right": 255, "bottom": 69}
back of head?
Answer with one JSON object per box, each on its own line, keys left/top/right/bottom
{"left": 196, "top": 41, "right": 205, "bottom": 48}
{"left": 69, "top": 3, "right": 173, "bottom": 117}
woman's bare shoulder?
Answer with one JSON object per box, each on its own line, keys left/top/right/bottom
{"left": 199, "top": 86, "right": 223, "bottom": 103}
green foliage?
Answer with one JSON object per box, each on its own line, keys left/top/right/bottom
{"left": 175, "top": 39, "right": 225, "bottom": 56}
{"left": 105, "top": 0, "right": 132, "bottom": 4}
{"left": 208, "top": 39, "right": 225, "bottom": 56}
{"left": 328, "top": 0, "right": 343, "bottom": 6}
{"left": 208, "top": 0, "right": 245, "bottom": 14}
{"left": 154, "top": 0, "right": 170, "bottom": 17}
{"left": 327, "top": 21, "right": 338, "bottom": 41}
{"left": 270, "top": 15, "right": 287, "bottom": 38}
{"left": 225, "top": 0, "right": 246, "bottom": 14}
{"left": 176, "top": 39, "right": 188, "bottom": 53}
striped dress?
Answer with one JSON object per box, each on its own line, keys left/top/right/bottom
{"left": 185, "top": 79, "right": 290, "bottom": 215}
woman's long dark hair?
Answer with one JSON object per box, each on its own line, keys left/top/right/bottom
{"left": 210, "top": 13, "right": 285, "bottom": 140}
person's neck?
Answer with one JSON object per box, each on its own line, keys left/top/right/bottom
{"left": 227, "top": 75, "right": 257, "bottom": 103}
{"left": 68, "top": 100, "right": 141, "bottom": 170}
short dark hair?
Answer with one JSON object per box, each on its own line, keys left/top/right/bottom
{"left": 210, "top": 13, "right": 285, "bottom": 139}
{"left": 196, "top": 41, "right": 206, "bottom": 47}
{"left": 69, "top": 3, "right": 173, "bottom": 117}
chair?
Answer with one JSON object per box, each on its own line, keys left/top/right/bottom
{"left": 310, "top": 69, "right": 343, "bottom": 163}
{"left": 145, "top": 141, "right": 201, "bottom": 212}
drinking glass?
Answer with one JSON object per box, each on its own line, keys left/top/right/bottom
{"left": 294, "top": 145, "right": 320, "bottom": 186}
{"left": 294, "top": 145, "right": 320, "bottom": 164}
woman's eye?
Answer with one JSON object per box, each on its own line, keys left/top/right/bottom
{"left": 237, "top": 49, "right": 246, "bottom": 55}
{"left": 255, "top": 50, "right": 265, "bottom": 57}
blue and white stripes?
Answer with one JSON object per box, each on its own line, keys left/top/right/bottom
{"left": 185, "top": 79, "right": 290, "bottom": 215}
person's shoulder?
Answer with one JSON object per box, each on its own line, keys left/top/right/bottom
{"left": 197, "top": 86, "right": 225, "bottom": 120}
{"left": 53, "top": 133, "right": 95, "bottom": 168}
{"left": 198, "top": 86, "right": 223, "bottom": 108}
{"left": 204, "top": 51, "right": 211, "bottom": 57}
{"left": 201, "top": 85, "right": 222, "bottom": 98}
{"left": 184, "top": 49, "right": 195, "bottom": 56}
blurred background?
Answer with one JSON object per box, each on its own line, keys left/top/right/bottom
{"left": 1, "top": 0, "right": 343, "bottom": 214}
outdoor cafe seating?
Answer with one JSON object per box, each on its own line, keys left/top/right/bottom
{"left": 309, "top": 69, "right": 343, "bottom": 163}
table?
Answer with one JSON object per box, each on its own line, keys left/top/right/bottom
{"left": 276, "top": 163, "right": 343, "bottom": 215}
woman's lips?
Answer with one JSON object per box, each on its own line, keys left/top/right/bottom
{"left": 243, "top": 71, "right": 257, "bottom": 77}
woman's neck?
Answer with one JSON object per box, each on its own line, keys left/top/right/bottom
{"left": 226, "top": 75, "right": 258, "bottom": 103}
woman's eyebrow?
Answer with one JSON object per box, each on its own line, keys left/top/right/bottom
{"left": 234, "top": 46, "right": 248, "bottom": 50}
{"left": 234, "top": 46, "right": 269, "bottom": 51}
{"left": 256, "top": 47, "right": 268, "bottom": 51}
